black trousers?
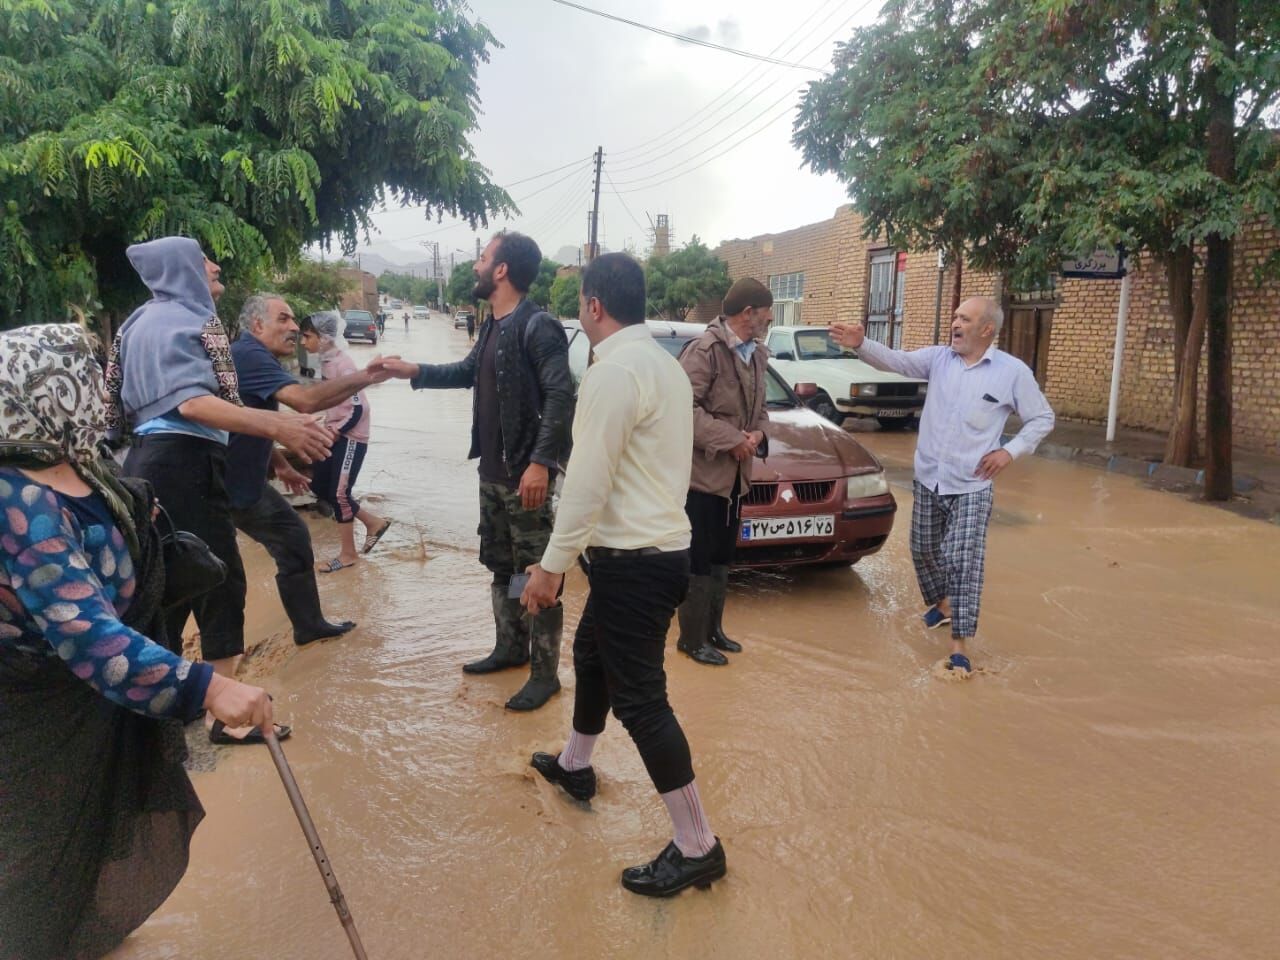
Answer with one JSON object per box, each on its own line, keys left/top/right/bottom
{"left": 123, "top": 434, "right": 246, "bottom": 661}
{"left": 572, "top": 549, "right": 694, "bottom": 794}
{"left": 685, "top": 490, "right": 740, "bottom": 576}
{"left": 231, "top": 485, "right": 316, "bottom": 579}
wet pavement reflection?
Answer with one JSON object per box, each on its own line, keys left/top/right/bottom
{"left": 109, "top": 316, "right": 1280, "bottom": 960}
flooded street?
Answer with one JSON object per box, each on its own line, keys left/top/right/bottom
{"left": 109, "top": 317, "right": 1279, "bottom": 960}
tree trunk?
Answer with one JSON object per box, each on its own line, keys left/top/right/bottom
{"left": 1203, "top": 0, "right": 1236, "bottom": 501}
{"left": 949, "top": 250, "right": 964, "bottom": 315}
{"left": 1164, "top": 277, "right": 1207, "bottom": 466}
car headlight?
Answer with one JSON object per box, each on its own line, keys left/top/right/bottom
{"left": 846, "top": 472, "right": 889, "bottom": 499}
{"left": 851, "top": 383, "right": 878, "bottom": 398}
{"left": 918, "top": 383, "right": 928, "bottom": 396}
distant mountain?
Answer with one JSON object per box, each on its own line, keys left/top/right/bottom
{"left": 356, "top": 252, "right": 441, "bottom": 278}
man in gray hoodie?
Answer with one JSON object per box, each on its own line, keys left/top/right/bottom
{"left": 113, "top": 237, "right": 331, "bottom": 745}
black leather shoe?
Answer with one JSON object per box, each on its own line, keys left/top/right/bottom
{"left": 709, "top": 631, "right": 742, "bottom": 654}
{"left": 463, "top": 652, "right": 529, "bottom": 674}
{"left": 621, "top": 839, "right": 726, "bottom": 897}
{"left": 295, "top": 619, "right": 356, "bottom": 646}
{"left": 677, "top": 640, "right": 728, "bottom": 666}
{"left": 530, "top": 751, "right": 596, "bottom": 801}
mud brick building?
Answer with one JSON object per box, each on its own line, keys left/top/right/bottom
{"left": 688, "top": 205, "right": 1279, "bottom": 455}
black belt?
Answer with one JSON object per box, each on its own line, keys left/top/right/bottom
{"left": 584, "top": 546, "right": 665, "bottom": 561}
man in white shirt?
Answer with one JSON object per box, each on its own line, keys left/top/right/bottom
{"left": 832, "top": 297, "right": 1054, "bottom": 672}
{"left": 522, "top": 253, "right": 725, "bottom": 897}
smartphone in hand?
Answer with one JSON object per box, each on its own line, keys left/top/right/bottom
{"left": 507, "top": 573, "right": 530, "bottom": 599}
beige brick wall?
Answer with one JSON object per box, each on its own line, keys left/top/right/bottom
{"left": 704, "top": 209, "right": 1280, "bottom": 455}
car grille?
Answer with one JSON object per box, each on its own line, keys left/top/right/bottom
{"left": 793, "top": 480, "right": 836, "bottom": 504}
{"left": 877, "top": 383, "right": 919, "bottom": 398}
{"left": 743, "top": 483, "right": 778, "bottom": 506}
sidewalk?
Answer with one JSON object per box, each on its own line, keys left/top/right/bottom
{"left": 1006, "top": 417, "right": 1280, "bottom": 524}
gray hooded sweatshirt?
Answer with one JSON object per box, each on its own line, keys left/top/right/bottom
{"left": 117, "top": 237, "right": 231, "bottom": 439}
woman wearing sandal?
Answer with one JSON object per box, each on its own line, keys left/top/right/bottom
{"left": 0, "top": 323, "right": 277, "bottom": 959}
{"left": 300, "top": 313, "right": 393, "bottom": 573}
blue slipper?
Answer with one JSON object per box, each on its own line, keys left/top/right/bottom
{"left": 922, "top": 605, "right": 951, "bottom": 629}
{"left": 945, "top": 653, "right": 972, "bottom": 673}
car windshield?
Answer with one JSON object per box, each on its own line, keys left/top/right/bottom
{"left": 655, "top": 336, "right": 796, "bottom": 408}
{"left": 794, "top": 329, "right": 854, "bottom": 361}
{"left": 345, "top": 311, "right": 373, "bottom": 322}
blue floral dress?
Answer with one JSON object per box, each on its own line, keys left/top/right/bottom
{"left": 0, "top": 468, "right": 211, "bottom": 720}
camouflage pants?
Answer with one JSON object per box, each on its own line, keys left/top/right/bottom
{"left": 478, "top": 481, "right": 554, "bottom": 584}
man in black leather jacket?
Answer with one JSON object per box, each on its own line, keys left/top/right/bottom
{"left": 375, "top": 233, "right": 574, "bottom": 711}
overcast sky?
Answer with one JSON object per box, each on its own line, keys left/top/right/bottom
{"left": 352, "top": 0, "right": 879, "bottom": 269}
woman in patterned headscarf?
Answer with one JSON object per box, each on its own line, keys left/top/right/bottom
{"left": 0, "top": 323, "right": 275, "bottom": 960}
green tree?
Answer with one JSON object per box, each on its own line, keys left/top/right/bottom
{"left": 0, "top": 0, "right": 512, "bottom": 328}
{"left": 549, "top": 271, "right": 581, "bottom": 318}
{"left": 794, "top": 0, "right": 1280, "bottom": 496}
{"left": 528, "top": 257, "right": 561, "bottom": 309}
{"left": 446, "top": 258, "right": 475, "bottom": 308}
{"left": 645, "top": 238, "right": 731, "bottom": 321}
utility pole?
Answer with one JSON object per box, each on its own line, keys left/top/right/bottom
{"left": 588, "top": 145, "right": 603, "bottom": 262}
{"left": 476, "top": 237, "right": 482, "bottom": 260}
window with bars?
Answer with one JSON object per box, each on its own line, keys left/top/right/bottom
{"left": 769, "top": 272, "right": 804, "bottom": 302}
{"left": 866, "top": 250, "right": 907, "bottom": 348}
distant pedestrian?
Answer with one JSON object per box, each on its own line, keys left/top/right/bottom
{"left": 373, "top": 232, "right": 574, "bottom": 711}
{"left": 404, "top": 310, "right": 409, "bottom": 331}
{"left": 300, "top": 312, "right": 394, "bottom": 571}
{"left": 831, "top": 297, "right": 1055, "bottom": 672}
{"left": 522, "top": 253, "right": 725, "bottom": 897}
{"left": 675, "top": 277, "right": 772, "bottom": 666}
{"left": 465, "top": 311, "right": 476, "bottom": 343}
{"left": 113, "top": 237, "right": 330, "bottom": 745}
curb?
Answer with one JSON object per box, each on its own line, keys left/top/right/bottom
{"left": 1001, "top": 433, "right": 1263, "bottom": 496}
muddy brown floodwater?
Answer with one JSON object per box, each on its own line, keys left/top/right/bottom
{"left": 107, "top": 318, "right": 1280, "bottom": 960}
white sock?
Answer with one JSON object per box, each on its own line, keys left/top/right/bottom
{"left": 660, "top": 780, "right": 716, "bottom": 858}
{"left": 559, "top": 730, "right": 598, "bottom": 771}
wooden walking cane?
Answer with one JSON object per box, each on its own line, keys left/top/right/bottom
{"left": 265, "top": 730, "right": 370, "bottom": 960}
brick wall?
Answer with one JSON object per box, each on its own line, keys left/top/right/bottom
{"left": 706, "top": 209, "right": 1280, "bottom": 455}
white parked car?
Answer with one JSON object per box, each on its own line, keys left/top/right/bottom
{"left": 413, "top": 304, "right": 429, "bottom": 318}
{"left": 765, "top": 325, "right": 927, "bottom": 430}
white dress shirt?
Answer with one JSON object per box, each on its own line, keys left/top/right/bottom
{"left": 540, "top": 324, "right": 693, "bottom": 574}
{"left": 856, "top": 338, "right": 1055, "bottom": 495}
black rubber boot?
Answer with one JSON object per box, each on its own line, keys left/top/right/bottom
{"left": 676, "top": 575, "right": 727, "bottom": 666}
{"left": 708, "top": 564, "right": 742, "bottom": 653}
{"left": 463, "top": 585, "right": 531, "bottom": 674}
{"left": 507, "top": 604, "right": 563, "bottom": 711}
{"left": 277, "top": 571, "right": 356, "bottom": 646}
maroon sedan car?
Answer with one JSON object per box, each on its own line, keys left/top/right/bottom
{"left": 562, "top": 319, "right": 896, "bottom": 569}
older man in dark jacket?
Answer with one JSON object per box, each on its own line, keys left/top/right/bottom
{"left": 676, "top": 278, "right": 772, "bottom": 666}
{"left": 375, "top": 233, "right": 574, "bottom": 710}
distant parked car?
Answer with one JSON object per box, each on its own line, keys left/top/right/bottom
{"left": 561, "top": 319, "right": 896, "bottom": 569}
{"left": 765, "top": 325, "right": 927, "bottom": 430}
{"left": 390, "top": 299, "right": 403, "bottom": 309}
{"left": 343, "top": 309, "right": 378, "bottom": 344}
{"left": 453, "top": 311, "right": 474, "bottom": 329}
{"left": 413, "top": 305, "right": 429, "bottom": 319}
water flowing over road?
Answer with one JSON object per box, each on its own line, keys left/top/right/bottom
{"left": 109, "top": 316, "right": 1280, "bottom": 960}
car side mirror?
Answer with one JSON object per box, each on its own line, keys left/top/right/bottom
{"left": 793, "top": 382, "right": 818, "bottom": 399}
{"left": 774, "top": 350, "right": 794, "bottom": 361}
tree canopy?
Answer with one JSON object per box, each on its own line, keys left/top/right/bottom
{"left": 549, "top": 271, "right": 581, "bottom": 318}
{"left": 644, "top": 237, "right": 731, "bottom": 321}
{"left": 528, "top": 257, "right": 561, "bottom": 310}
{"left": 793, "top": 0, "right": 1280, "bottom": 491}
{"left": 0, "top": 0, "right": 513, "bottom": 325}
{"left": 445, "top": 258, "right": 475, "bottom": 307}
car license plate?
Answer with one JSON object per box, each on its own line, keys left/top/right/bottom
{"left": 740, "top": 515, "right": 835, "bottom": 542}
{"left": 877, "top": 408, "right": 909, "bottom": 417}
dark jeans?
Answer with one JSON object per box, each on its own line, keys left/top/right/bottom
{"left": 231, "top": 485, "right": 315, "bottom": 579}
{"left": 123, "top": 434, "right": 246, "bottom": 661}
{"left": 572, "top": 549, "right": 694, "bottom": 794}
{"left": 685, "top": 490, "right": 740, "bottom": 575}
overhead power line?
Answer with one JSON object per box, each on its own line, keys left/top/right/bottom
{"left": 546, "top": 0, "right": 826, "bottom": 73}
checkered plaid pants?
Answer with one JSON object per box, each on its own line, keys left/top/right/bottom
{"left": 910, "top": 481, "right": 994, "bottom": 639}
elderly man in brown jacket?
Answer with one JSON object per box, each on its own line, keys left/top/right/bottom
{"left": 676, "top": 278, "right": 773, "bottom": 666}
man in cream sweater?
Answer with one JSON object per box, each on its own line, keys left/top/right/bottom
{"left": 521, "top": 253, "right": 726, "bottom": 897}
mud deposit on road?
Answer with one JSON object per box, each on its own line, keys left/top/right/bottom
{"left": 110, "top": 321, "right": 1280, "bottom": 960}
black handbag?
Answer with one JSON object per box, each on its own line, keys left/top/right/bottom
{"left": 155, "top": 504, "right": 228, "bottom": 609}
